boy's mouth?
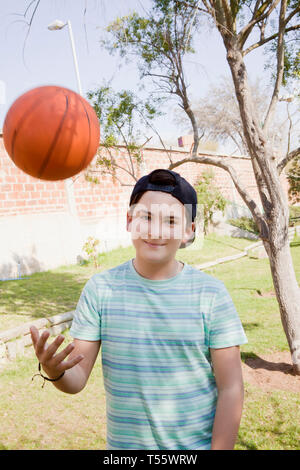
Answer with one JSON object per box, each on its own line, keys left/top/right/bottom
{"left": 143, "top": 241, "right": 166, "bottom": 247}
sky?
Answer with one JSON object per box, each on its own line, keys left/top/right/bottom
{"left": 0, "top": 0, "right": 297, "bottom": 150}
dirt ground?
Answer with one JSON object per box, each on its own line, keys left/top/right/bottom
{"left": 242, "top": 351, "right": 300, "bottom": 393}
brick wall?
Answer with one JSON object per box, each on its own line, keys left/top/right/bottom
{"left": 0, "top": 136, "right": 289, "bottom": 222}
{"left": 0, "top": 138, "right": 68, "bottom": 217}
{"left": 0, "top": 134, "right": 290, "bottom": 277}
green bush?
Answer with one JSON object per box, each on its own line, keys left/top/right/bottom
{"left": 228, "top": 216, "right": 259, "bottom": 235}
{"left": 229, "top": 207, "right": 300, "bottom": 233}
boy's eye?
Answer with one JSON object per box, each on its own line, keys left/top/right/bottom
{"left": 140, "top": 215, "right": 176, "bottom": 224}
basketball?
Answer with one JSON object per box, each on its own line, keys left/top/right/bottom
{"left": 3, "top": 85, "right": 100, "bottom": 181}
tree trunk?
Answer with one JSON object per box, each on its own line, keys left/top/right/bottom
{"left": 219, "top": 35, "right": 300, "bottom": 374}
{"left": 264, "top": 236, "right": 300, "bottom": 374}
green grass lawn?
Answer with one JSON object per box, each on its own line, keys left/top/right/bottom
{"left": 0, "top": 233, "right": 299, "bottom": 450}
{"left": 0, "top": 339, "right": 106, "bottom": 450}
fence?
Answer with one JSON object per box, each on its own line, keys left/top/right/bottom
{"left": 0, "top": 311, "right": 74, "bottom": 363}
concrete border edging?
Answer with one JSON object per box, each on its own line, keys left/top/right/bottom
{"left": 0, "top": 311, "right": 74, "bottom": 363}
{"left": 196, "top": 227, "right": 297, "bottom": 270}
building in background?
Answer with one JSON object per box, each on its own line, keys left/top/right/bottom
{"left": 178, "top": 135, "right": 219, "bottom": 153}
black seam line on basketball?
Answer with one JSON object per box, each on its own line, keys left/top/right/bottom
{"left": 76, "top": 97, "right": 92, "bottom": 173}
{"left": 11, "top": 129, "right": 18, "bottom": 163}
{"left": 7, "top": 89, "right": 54, "bottom": 167}
{"left": 59, "top": 91, "right": 79, "bottom": 170}
{"left": 37, "top": 94, "right": 69, "bottom": 178}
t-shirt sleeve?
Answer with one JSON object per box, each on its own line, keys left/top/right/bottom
{"left": 208, "top": 281, "right": 248, "bottom": 349}
{"left": 69, "top": 276, "right": 101, "bottom": 341}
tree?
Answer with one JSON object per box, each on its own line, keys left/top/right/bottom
{"left": 86, "top": 85, "right": 167, "bottom": 186}
{"left": 102, "top": 1, "right": 203, "bottom": 156}
{"left": 104, "top": 0, "right": 300, "bottom": 373}
{"left": 174, "top": 77, "right": 279, "bottom": 155}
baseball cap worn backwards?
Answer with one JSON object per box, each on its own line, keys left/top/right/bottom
{"left": 129, "top": 169, "right": 198, "bottom": 248}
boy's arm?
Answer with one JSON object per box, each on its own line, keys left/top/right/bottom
{"left": 210, "top": 345, "right": 244, "bottom": 450}
{"left": 30, "top": 326, "right": 101, "bottom": 394}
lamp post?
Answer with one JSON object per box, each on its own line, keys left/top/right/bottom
{"left": 47, "top": 19, "right": 82, "bottom": 217}
{"left": 48, "top": 19, "right": 83, "bottom": 96}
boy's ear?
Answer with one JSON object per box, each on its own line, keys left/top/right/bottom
{"left": 126, "top": 211, "right": 132, "bottom": 232}
{"left": 185, "top": 221, "right": 195, "bottom": 239}
{"left": 180, "top": 221, "right": 196, "bottom": 247}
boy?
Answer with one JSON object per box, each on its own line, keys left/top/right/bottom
{"left": 30, "top": 168, "right": 248, "bottom": 450}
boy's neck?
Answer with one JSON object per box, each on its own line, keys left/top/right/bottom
{"left": 132, "top": 257, "right": 183, "bottom": 281}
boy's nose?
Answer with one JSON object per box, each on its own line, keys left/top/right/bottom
{"left": 148, "top": 220, "right": 163, "bottom": 239}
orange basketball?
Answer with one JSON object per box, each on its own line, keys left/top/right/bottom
{"left": 3, "top": 85, "right": 100, "bottom": 181}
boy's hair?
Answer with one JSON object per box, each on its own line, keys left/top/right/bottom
{"left": 129, "top": 169, "right": 196, "bottom": 248}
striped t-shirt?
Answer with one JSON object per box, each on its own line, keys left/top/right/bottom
{"left": 70, "top": 258, "right": 248, "bottom": 450}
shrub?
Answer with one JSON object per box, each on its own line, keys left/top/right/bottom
{"left": 289, "top": 206, "right": 300, "bottom": 226}
{"left": 228, "top": 216, "right": 259, "bottom": 235}
{"left": 194, "top": 170, "right": 227, "bottom": 235}
{"left": 82, "top": 237, "right": 100, "bottom": 268}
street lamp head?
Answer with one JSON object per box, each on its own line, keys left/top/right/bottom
{"left": 48, "top": 20, "right": 67, "bottom": 31}
{"left": 47, "top": 18, "right": 82, "bottom": 96}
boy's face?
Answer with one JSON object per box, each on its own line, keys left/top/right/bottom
{"left": 126, "top": 191, "right": 195, "bottom": 264}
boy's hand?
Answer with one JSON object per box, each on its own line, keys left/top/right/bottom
{"left": 30, "top": 325, "right": 84, "bottom": 379}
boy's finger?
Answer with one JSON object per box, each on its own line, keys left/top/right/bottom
{"left": 35, "top": 329, "right": 50, "bottom": 355}
{"left": 62, "top": 354, "right": 84, "bottom": 371}
{"left": 30, "top": 326, "right": 39, "bottom": 347}
{"left": 51, "top": 342, "right": 75, "bottom": 366}
{"left": 43, "top": 335, "right": 65, "bottom": 361}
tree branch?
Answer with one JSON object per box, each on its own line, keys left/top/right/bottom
{"left": 100, "top": 171, "right": 136, "bottom": 186}
{"left": 175, "top": 0, "right": 214, "bottom": 16}
{"left": 263, "top": 0, "right": 288, "bottom": 132}
{"left": 284, "top": 5, "right": 300, "bottom": 26}
{"left": 13, "top": 0, "right": 41, "bottom": 69}
{"left": 221, "top": 0, "right": 234, "bottom": 31}
{"left": 243, "top": 24, "right": 300, "bottom": 56}
{"left": 90, "top": 153, "right": 138, "bottom": 183}
{"left": 277, "top": 146, "right": 300, "bottom": 174}
{"left": 286, "top": 101, "right": 292, "bottom": 156}
{"left": 168, "top": 154, "right": 264, "bottom": 222}
{"left": 176, "top": 0, "right": 235, "bottom": 37}
{"left": 112, "top": 119, "right": 136, "bottom": 177}
{"left": 251, "top": 0, "right": 264, "bottom": 19}
{"left": 238, "top": 0, "right": 280, "bottom": 49}
{"left": 134, "top": 108, "right": 174, "bottom": 165}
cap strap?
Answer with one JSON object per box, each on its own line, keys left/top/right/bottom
{"left": 146, "top": 183, "right": 175, "bottom": 192}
